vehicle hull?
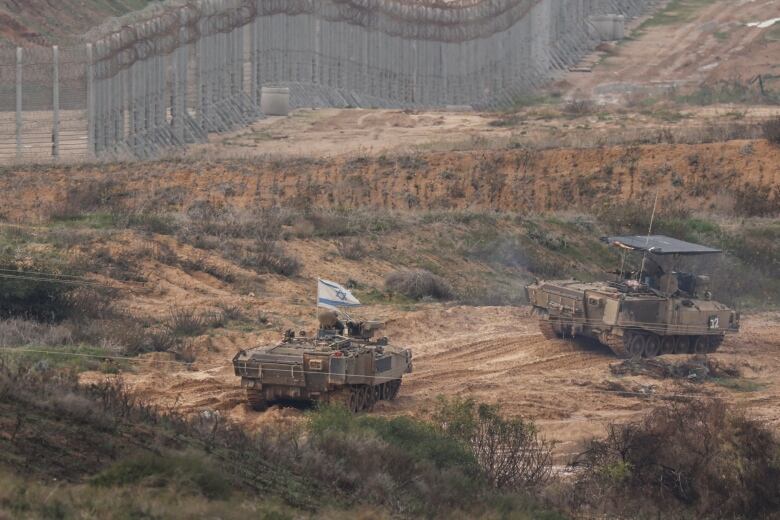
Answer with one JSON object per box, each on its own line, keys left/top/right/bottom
{"left": 527, "top": 280, "right": 739, "bottom": 357}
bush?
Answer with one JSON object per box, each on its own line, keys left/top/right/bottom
{"left": 432, "top": 397, "right": 554, "bottom": 490}
{"left": 47, "top": 179, "right": 121, "bottom": 220}
{"left": 384, "top": 269, "right": 453, "bottom": 300}
{"left": 335, "top": 238, "right": 367, "bottom": 260}
{"left": 0, "top": 318, "right": 72, "bottom": 347}
{"left": 92, "top": 451, "right": 232, "bottom": 500}
{"left": 236, "top": 244, "right": 301, "bottom": 277}
{"left": 570, "top": 400, "right": 780, "bottom": 518}
{"left": 733, "top": 184, "right": 780, "bottom": 217}
{"left": 306, "top": 405, "right": 481, "bottom": 515}
{"left": 764, "top": 117, "right": 780, "bottom": 145}
{"left": 165, "top": 306, "right": 209, "bottom": 337}
{"left": 0, "top": 256, "right": 111, "bottom": 322}
{"left": 563, "top": 99, "right": 594, "bottom": 117}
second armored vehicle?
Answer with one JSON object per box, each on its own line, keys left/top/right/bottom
{"left": 233, "top": 311, "right": 412, "bottom": 412}
{"left": 526, "top": 235, "right": 739, "bottom": 358}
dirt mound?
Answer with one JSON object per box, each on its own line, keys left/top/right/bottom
{"left": 610, "top": 355, "right": 742, "bottom": 382}
{"left": 4, "top": 140, "right": 779, "bottom": 223}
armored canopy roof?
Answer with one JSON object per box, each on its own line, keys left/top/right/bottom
{"left": 604, "top": 235, "right": 721, "bottom": 255}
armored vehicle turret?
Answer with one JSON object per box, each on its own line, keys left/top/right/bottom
{"left": 526, "top": 235, "right": 739, "bottom": 358}
{"left": 233, "top": 310, "right": 413, "bottom": 412}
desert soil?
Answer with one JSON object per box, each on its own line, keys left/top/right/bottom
{"left": 192, "top": 104, "right": 780, "bottom": 160}
{"left": 5, "top": 139, "right": 779, "bottom": 221}
{"left": 83, "top": 291, "right": 780, "bottom": 462}
{"left": 562, "top": 0, "right": 780, "bottom": 101}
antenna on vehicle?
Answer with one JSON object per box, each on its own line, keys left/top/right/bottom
{"left": 638, "top": 191, "right": 660, "bottom": 283}
{"left": 618, "top": 248, "right": 627, "bottom": 280}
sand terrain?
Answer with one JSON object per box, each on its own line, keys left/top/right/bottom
{"left": 564, "top": 0, "right": 780, "bottom": 101}
{"left": 83, "top": 297, "right": 780, "bottom": 461}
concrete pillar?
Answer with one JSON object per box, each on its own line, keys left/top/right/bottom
{"left": 315, "top": 18, "right": 321, "bottom": 84}
{"left": 15, "top": 47, "right": 22, "bottom": 160}
{"left": 86, "top": 43, "right": 95, "bottom": 158}
{"left": 173, "top": 8, "right": 187, "bottom": 143}
{"left": 52, "top": 46, "right": 60, "bottom": 159}
{"left": 250, "top": 15, "right": 258, "bottom": 103}
{"left": 195, "top": 7, "right": 204, "bottom": 128}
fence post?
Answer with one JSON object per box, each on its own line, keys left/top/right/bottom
{"left": 315, "top": 18, "right": 321, "bottom": 84}
{"left": 250, "top": 15, "right": 258, "bottom": 104}
{"left": 172, "top": 9, "right": 184, "bottom": 143}
{"left": 179, "top": 8, "right": 188, "bottom": 142}
{"left": 52, "top": 46, "right": 60, "bottom": 159}
{"left": 15, "top": 47, "right": 22, "bottom": 161}
{"left": 86, "top": 43, "right": 95, "bottom": 158}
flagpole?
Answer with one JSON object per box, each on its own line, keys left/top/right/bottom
{"left": 316, "top": 278, "right": 321, "bottom": 331}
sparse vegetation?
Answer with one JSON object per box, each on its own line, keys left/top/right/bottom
{"left": 335, "top": 237, "right": 367, "bottom": 260}
{"left": 640, "top": 0, "right": 721, "bottom": 29}
{"left": 676, "top": 80, "right": 780, "bottom": 106}
{"left": 2, "top": 353, "right": 777, "bottom": 519}
{"left": 0, "top": 357, "right": 564, "bottom": 519}
{"left": 568, "top": 400, "right": 780, "bottom": 518}
{"left": 432, "top": 397, "right": 554, "bottom": 489}
{"left": 165, "top": 306, "right": 210, "bottom": 337}
{"left": 385, "top": 269, "right": 454, "bottom": 301}
{"left": 764, "top": 117, "right": 780, "bottom": 145}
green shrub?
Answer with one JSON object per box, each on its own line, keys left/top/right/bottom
{"left": 0, "top": 256, "right": 98, "bottom": 322}
{"left": 306, "top": 405, "right": 481, "bottom": 515}
{"left": 571, "top": 400, "right": 780, "bottom": 518}
{"left": 432, "top": 397, "right": 554, "bottom": 489}
{"left": 92, "top": 451, "right": 232, "bottom": 500}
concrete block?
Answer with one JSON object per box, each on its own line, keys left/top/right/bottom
{"left": 261, "top": 86, "right": 290, "bottom": 116}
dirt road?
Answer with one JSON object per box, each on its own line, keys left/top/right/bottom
{"left": 564, "top": 0, "right": 780, "bottom": 100}
{"left": 88, "top": 304, "right": 780, "bottom": 460}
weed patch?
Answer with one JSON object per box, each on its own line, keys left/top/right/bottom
{"left": 385, "top": 269, "right": 453, "bottom": 301}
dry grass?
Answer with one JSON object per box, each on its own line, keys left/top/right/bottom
{"left": 764, "top": 117, "right": 780, "bottom": 145}
{"left": 385, "top": 269, "right": 454, "bottom": 301}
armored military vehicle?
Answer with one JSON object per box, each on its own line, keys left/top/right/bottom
{"left": 526, "top": 235, "right": 739, "bottom": 358}
{"left": 233, "top": 311, "right": 413, "bottom": 412}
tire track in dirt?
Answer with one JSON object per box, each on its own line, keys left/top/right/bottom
{"left": 80, "top": 306, "right": 780, "bottom": 460}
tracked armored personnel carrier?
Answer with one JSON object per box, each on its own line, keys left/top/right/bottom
{"left": 233, "top": 312, "right": 412, "bottom": 412}
{"left": 526, "top": 235, "right": 739, "bottom": 358}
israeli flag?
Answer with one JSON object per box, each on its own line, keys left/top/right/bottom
{"left": 317, "top": 279, "right": 361, "bottom": 310}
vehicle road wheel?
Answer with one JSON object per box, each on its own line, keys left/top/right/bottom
{"left": 673, "top": 336, "right": 690, "bottom": 355}
{"left": 660, "top": 336, "right": 675, "bottom": 355}
{"left": 644, "top": 335, "right": 661, "bottom": 358}
{"left": 707, "top": 335, "right": 724, "bottom": 353}
{"left": 627, "top": 334, "right": 646, "bottom": 359}
{"left": 692, "top": 336, "right": 708, "bottom": 355}
{"left": 347, "top": 388, "right": 360, "bottom": 413}
{"left": 364, "top": 387, "right": 377, "bottom": 411}
{"left": 539, "top": 320, "right": 558, "bottom": 340}
{"left": 357, "top": 387, "right": 369, "bottom": 411}
{"left": 246, "top": 389, "right": 268, "bottom": 412}
{"left": 388, "top": 380, "right": 401, "bottom": 400}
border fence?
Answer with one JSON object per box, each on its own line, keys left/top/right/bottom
{"left": 0, "top": 0, "right": 653, "bottom": 164}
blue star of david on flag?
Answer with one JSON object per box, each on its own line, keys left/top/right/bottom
{"left": 317, "top": 279, "right": 361, "bottom": 310}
